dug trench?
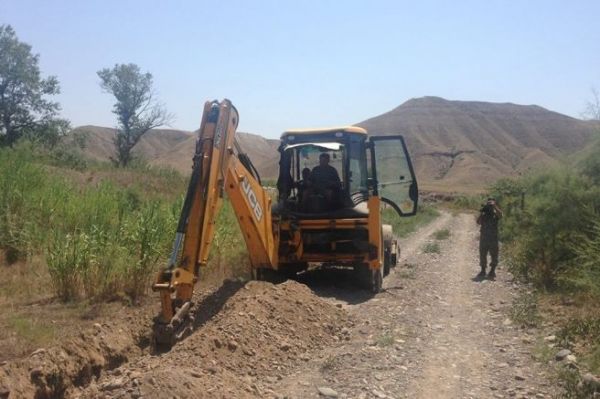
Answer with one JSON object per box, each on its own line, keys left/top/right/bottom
{"left": 1, "top": 213, "right": 561, "bottom": 398}
{"left": 0, "top": 278, "right": 352, "bottom": 398}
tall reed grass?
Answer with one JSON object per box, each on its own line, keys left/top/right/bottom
{"left": 0, "top": 145, "right": 245, "bottom": 302}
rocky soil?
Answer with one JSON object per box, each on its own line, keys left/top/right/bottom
{"left": 0, "top": 213, "right": 564, "bottom": 398}
{"left": 276, "top": 213, "right": 560, "bottom": 398}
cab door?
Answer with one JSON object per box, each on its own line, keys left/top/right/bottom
{"left": 369, "top": 135, "right": 418, "bottom": 216}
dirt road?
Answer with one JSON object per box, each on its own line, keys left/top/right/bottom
{"left": 1, "top": 212, "right": 558, "bottom": 398}
{"left": 276, "top": 212, "right": 556, "bottom": 399}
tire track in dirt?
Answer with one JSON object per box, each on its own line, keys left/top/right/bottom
{"left": 406, "top": 213, "right": 497, "bottom": 398}
{"left": 390, "top": 212, "right": 453, "bottom": 264}
{"left": 406, "top": 212, "right": 487, "bottom": 398}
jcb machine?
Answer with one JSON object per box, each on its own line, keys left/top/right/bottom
{"left": 153, "top": 100, "right": 418, "bottom": 345}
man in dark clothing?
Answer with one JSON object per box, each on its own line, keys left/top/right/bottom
{"left": 476, "top": 198, "right": 503, "bottom": 279}
{"left": 309, "top": 153, "right": 341, "bottom": 208}
{"left": 296, "top": 167, "right": 312, "bottom": 203}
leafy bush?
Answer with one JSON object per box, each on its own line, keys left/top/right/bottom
{"left": 571, "top": 215, "right": 600, "bottom": 297}
{"left": 493, "top": 144, "right": 600, "bottom": 292}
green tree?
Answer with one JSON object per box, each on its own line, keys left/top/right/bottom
{"left": 580, "top": 87, "right": 600, "bottom": 184}
{"left": 97, "top": 63, "right": 172, "bottom": 167}
{"left": 584, "top": 87, "right": 600, "bottom": 121}
{"left": 0, "top": 25, "right": 68, "bottom": 147}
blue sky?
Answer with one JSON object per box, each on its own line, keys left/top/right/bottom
{"left": 2, "top": 0, "right": 599, "bottom": 138}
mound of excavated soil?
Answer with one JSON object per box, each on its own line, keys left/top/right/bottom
{"left": 75, "top": 280, "right": 351, "bottom": 398}
{"left": 1, "top": 279, "right": 351, "bottom": 399}
{"left": 76, "top": 280, "right": 350, "bottom": 398}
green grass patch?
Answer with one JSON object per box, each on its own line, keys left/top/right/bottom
{"left": 558, "top": 317, "right": 600, "bottom": 345}
{"left": 556, "top": 316, "right": 600, "bottom": 374}
{"left": 0, "top": 144, "right": 246, "bottom": 302}
{"left": 448, "top": 194, "right": 487, "bottom": 211}
{"left": 555, "top": 367, "right": 583, "bottom": 399}
{"left": 382, "top": 204, "right": 440, "bottom": 238}
{"left": 205, "top": 200, "right": 249, "bottom": 279}
{"left": 532, "top": 337, "right": 555, "bottom": 363}
{"left": 397, "top": 267, "right": 416, "bottom": 280}
{"left": 583, "top": 345, "right": 600, "bottom": 376}
{"left": 376, "top": 330, "right": 395, "bottom": 347}
{"left": 7, "top": 314, "right": 56, "bottom": 347}
{"left": 397, "top": 262, "right": 418, "bottom": 279}
{"left": 422, "top": 242, "right": 441, "bottom": 254}
{"left": 510, "top": 291, "right": 541, "bottom": 328}
{"left": 432, "top": 228, "right": 450, "bottom": 240}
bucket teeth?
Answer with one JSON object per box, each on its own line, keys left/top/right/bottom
{"left": 152, "top": 301, "right": 194, "bottom": 349}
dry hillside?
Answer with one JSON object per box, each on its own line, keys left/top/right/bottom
{"left": 71, "top": 126, "right": 280, "bottom": 178}
{"left": 358, "top": 96, "right": 597, "bottom": 192}
{"left": 71, "top": 97, "right": 598, "bottom": 192}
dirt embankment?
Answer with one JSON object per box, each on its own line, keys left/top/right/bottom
{"left": 0, "top": 280, "right": 350, "bottom": 399}
{"left": 0, "top": 306, "right": 152, "bottom": 398}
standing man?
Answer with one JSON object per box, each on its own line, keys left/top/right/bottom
{"left": 476, "top": 198, "right": 503, "bottom": 279}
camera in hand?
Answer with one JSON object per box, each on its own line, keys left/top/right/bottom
{"left": 481, "top": 203, "right": 494, "bottom": 216}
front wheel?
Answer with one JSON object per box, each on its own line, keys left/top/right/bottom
{"left": 383, "top": 249, "right": 392, "bottom": 276}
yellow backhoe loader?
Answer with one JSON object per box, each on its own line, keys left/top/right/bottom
{"left": 152, "top": 99, "right": 418, "bottom": 346}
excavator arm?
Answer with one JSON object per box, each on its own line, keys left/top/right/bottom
{"left": 152, "top": 99, "right": 276, "bottom": 346}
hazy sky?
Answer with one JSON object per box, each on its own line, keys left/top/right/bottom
{"left": 2, "top": 0, "right": 599, "bottom": 138}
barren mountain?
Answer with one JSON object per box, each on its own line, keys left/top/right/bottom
{"left": 71, "top": 126, "right": 279, "bottom": 178}
{"left": 71, "top": 97, "right": 598, "bottom": 192}
{"left": 358, "top": 97, "right": 597, "bottom": 192}
{"left": 71, "top": 126, "right": 191, "bottom": 164}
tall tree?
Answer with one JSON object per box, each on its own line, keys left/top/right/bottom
{"left": 584, "top": 87, "right": 600, "bottom": 121}
{"left": 581, "top": 87, "right": 600, "bottom": 184}
{"left": 0, "top": 24, "right": 67, "bottom": 147}
{"left": 97, "top": 63, "right": 172, "bottom": 167}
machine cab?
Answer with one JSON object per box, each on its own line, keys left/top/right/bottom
{"left": 275, "top": 126, "right": 418, "bottom": 218}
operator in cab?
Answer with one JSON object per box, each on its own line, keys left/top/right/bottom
{"left": 310, "top": 152, "right": 341, "bottom": 208}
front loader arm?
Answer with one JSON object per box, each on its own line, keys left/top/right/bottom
{"left": 152, "top": 99, "right": 276, "bottom": 346}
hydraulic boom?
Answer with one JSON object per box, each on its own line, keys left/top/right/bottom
{"left": 152, "top": 99, "right": 276, "bottom": 346}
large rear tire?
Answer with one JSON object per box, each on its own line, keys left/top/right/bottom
{"left": 355, "top": 264, "right": 383, "bottom": 293}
